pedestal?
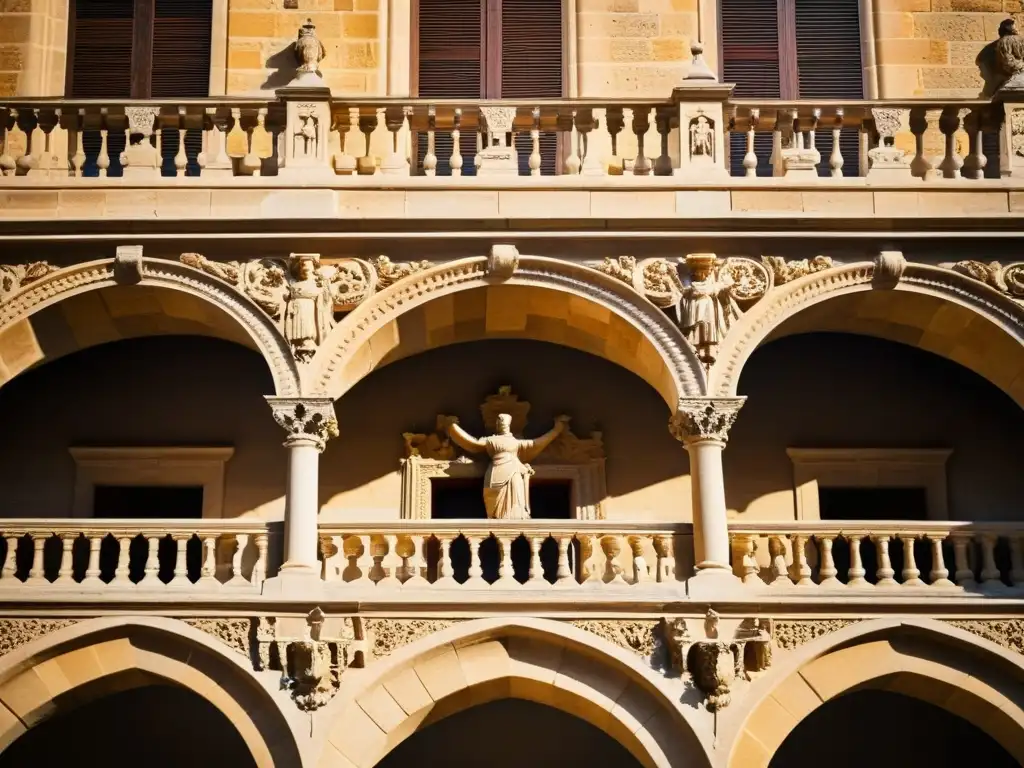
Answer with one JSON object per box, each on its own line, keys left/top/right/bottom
{"left": 275, "top": 81, "right": 336, "bottom": 180}
{"left": 672, "top": 83, "right": 735, "bottom": 181}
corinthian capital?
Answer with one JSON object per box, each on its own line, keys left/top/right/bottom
{"left": 669, "top": 397, "right": 745, "bottom": 444}
{"left": 267, "top": 397, "right": 338, "bottom": 451}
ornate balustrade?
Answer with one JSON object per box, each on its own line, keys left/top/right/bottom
{"left": 1, "top": 94, "right": 1017, "bottom": 183}
{"left": 317, "top": 521, "right": 688, "bottom": 590}
{"left": 0, "top": 519, "right": 270, "bottom": 592}
{"left": 729, "top": 521, "right": 1024, "bottom": 593}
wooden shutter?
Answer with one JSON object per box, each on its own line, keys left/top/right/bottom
{"left": 500, "top": 0, "right": 562, "bottom": 175}
{"left": 794, "top": 0, "right": 862, "bottom": 176}
{"left": 721, "top": 0, "right": 780, "bottom": 176}
{"left": 67, "top": 0, "right": 135, "bottom": 98}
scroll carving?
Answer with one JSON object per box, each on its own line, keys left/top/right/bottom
{"left": 945, "top": 260, "right": 1024, "bottom": 302}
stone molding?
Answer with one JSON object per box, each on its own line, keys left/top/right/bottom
{"left": 0, "top": 618, "right": 78, "bottom": 658}
{"left": 710, "top": 260, "right": 1024, "bottom": 398}
{"left": 669, "top": 397, "right": 746, "bottom": 443}
{"left": 311, "top": 254, "right": 705, "bottom": 405}
{"left": 0, "top": 255, "right": 301, "bottom": 397}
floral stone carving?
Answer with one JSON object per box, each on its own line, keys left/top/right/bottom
{"left": 269, "top": 398, "right": 339, "bottom": 450}
{"left": 772, "top": 619, "right": 859, "bottom": 651}
{"left": 363, "top": 618, "right": 458, "bottom": 659}
{"left": 569, "top": 620, "right": 660, "bottom": 660}
{"left": 947, "top": 619, "right": 1024, "bottom": 655}
{"left": 593, "top": 256, "right": 639, "bottom": 288}
{"left": 185, "top": 618, "right": 253, "bottom": 660}
{"left": 0, "top": 261, "right": 56, "bottom": 304}
{"left": 762, "top": 255, "right": 835, "bottom": 285}
{"left": 669, "top": 397, "right": 745, "bottom": 444}
{"left": 946, "top": 260, "right": 1024, "bottom": 303}
{"left": 0, "top": 618, "right": 77, "bottom": 658}
{"left": 371, "top": 255, "right": 433, "bottom": 290}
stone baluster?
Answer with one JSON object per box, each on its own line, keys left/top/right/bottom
{"left": 233, "top": 109, "right": 254, "bottom": 176}
{"left": 141, "top": 535, "right": 162, "bottom": 586}
{"left": 816, "top": 534, "right": 841, "bottom": 587}
{"left": 653, "top": 535, "right": 676, "bottom": 584}
{"left": 0, "top": 109, "right": 16, "bottom": 176}
{"left": 670, "top": 399, "right": 744, "bottom": 586}
{"left": 253, "top": 533, "right": 268, "bottom": 585}
{"left": 553, "top": 535, "right": 577, "bottom": 588}
{"left": 464, "top": 534, "right": 486, "bottom": 587}
{"left": 525, "top": 534, "right": 546, "bottom": 588}
{"left": 173, "top": 112, "right": 188, "bottom": 177}
{"left": 112, "top": 536, "right": 132, "bottom": 587}
{"left": 938, "top": 107, "right": 965, "bottom": 179}
{"left": 332, "top": 107, "right": 357, "bottom": 175}
{"left": 34, "top": 109, "right": 59, "bottom": 176}
{"left": 654, "top": 105, "right": 673, "bottom": 176}
{"left": 434, "top": 534, "right": 457, "bottom": 587}
{"left": 202, "top": 107, "right": 234, "bottom": 177}
{"left": 167, "top": 534, "right": 191, "bottom": 587}
{"left": 845, "top": 534, "right": 869, "bottom": 587}
{"left": 1, "top": 536, "right": 18, "bottom": 580}
{"left": 1010, "top": 536, "right": 1024, "bottom": 588}
{"left": 403, "top": 534, "right": 430, "bottom": 587}
{"left": 577, "top": 108, "right": 603, "bottom": 176}
{"left": 381, "top": 106, "right": 409, "bottom": 175}
{"left": 770, "top": 111, "right": 785, "bottom": 176}
{"left": 872, "top": 535, "right": 898, "bottom": 587}
{"left": 961, "top": 107, "right": 987, "bottom": 180}
{"left": 628, "top": 536, "right": 650, "bottom": 584}
{"left": 744, "top": 108, "right": 759, "bottom": 177}
{"left": 69, "top": 109, "right": 86, "bottom": 178}
{"left": 631, "top": 107, "right": 652, "bottom": 176}
{"left": 349, "top": 534, "right": 374, "bottom": 585}
{"left": 226, "top": 533, "right": 250, "bottom": 586}
{"left": 767, "top": 536, "right": 791, "bottom": 587}
{"left": 450, "top": 108, "right": 464, "bottom": 177}
{"left": 899, "top": 534, "right": 924, "bottom": 587}
{"left": 423, "top": 105, "right": 437, "bottom": 176}
{"left": 808, "top": 108, "right": 820, "bottom": 167}
{"left": 564, "top": 110, "right": 581, "bottom": 175}
{"left": 979, "top": 533, "right": 1004, "bottom": 589}
{"left": 268, "top": 398, "right": 338, "bottom": 588}
{"left": 97, "top": 121, "right": 111, "bottom": 177}
{"left": 829, "top": 110, "right": 845, "bottom": 177}
{"left": 732, "top": 534, "right": 759, "bottom": 585}
{"left": 376, "top": 534, "right": 402, "bottom": 587}
{"left": 194, "top": 535, "right": 217, "bottom": 586}
{"left": 606, "top": 107, "right": 624, "bottom": 174}
{"left": 951, "top": 533, "right": 976, "bottom": 588}
{"left": 790, "top": 534, "right": 814, "bottom": 586}
{"left": 529, "top": 107, "right": 542, "bottom": 176}
{"left": 578, "top": 533, "right": 603, "bottom": 587}
{"left": 57, "top": 533, "right": 77, "bottom": 583}
{"left": 81, "top": 533, "right": 104, "bottom": 585}
{"left": 474, "top": 124, "right": 483, "bottom": 175}
{"left": 27, "top": 533, "right": 47, "bottom": 584}
{"left": 319, "top": 535, "right": 339, "bottom": 581}
{"left": 910, "top": 108, "right": 940, "bottom": 181}
{"left": 13, "top": 108, "right": 38, "bottom": 176}
{"left": 600, "top": 535, "right": 628, "bottom": 585}
{"left": 927, "top": 533, "right": 954, "bottom": 588}
{"left": 494, "top": 535, "right": 518, "bottom": 587}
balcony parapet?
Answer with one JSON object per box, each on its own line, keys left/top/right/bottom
{"left": 0, "top": 518, "right": 270, "bottom": 596}
{"left": 730, "top": 520, "right": 1024, "bottom": 596}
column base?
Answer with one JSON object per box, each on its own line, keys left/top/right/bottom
{"left": 686, "top": 566, "right": 744, "bottom": 600}
{"left": 262, "top": 563, "right": 324, "bottom": 599}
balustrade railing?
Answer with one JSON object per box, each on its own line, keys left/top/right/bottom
{"left": 318, "top": 521, "right": 687, "bottom": 590}
{"left": 0, "top": 519, "right": 270, "bottom": 591}
{"left": 730, "top": 522, "right": 1024, "bottom": 592}
{"left": 1, "top": 94, "right": 1015, "bottom": 183}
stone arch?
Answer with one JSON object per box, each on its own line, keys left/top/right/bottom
{"left": 726, "top": 618, "right": 1024, "bottom": 768}
{"left": 309, "top": 255, "right": 705, "bottom": 410}
{"left": 0, "top": 257, "right": 300, "bottom": 395}
{"left": 0, "top": 616, "right": 300, "bottom": 767}
{"left": 710, "top": 261, "right": 1024, "bottom": 408}
{"left": 317, "top": 617, "right": 711, "bottom": 768}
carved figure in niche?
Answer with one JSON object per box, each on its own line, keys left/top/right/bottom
{"left": 689, "top": 114, "right": 714, "bottom": 160}
{"left": 678, "top": 254, "right": 742, "bottom": 347}
{"left": 295, "top": 107, "right": 319, "bottom": 158}
{"left": 284, "top": 253, "right": 335, "bottom": 362}
{"left": 441, "top": 412, "right": 571, "bottom": 519}
{"left": 294, "top": 19, "right": 326, "bottom": 76}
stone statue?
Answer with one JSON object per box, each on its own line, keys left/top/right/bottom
{"left": 284, "top": 253, "right": 334, "bottom": 362}
{"left": 294, "top": 19, "right": 326, "bottom": 77}
{"left": 979, "top": 18, "right": 1024, "bottom": 96}
{"left": 677, "top": 254, "right": 742, "bottom": 347}
{"left": 442, "top": 412, "right": 570, "bottom": 519}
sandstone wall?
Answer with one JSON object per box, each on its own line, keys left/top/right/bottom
{"left": 874, "top": 0, "right": 1023, "bottom": 98}
{"left": 0, "top": 0, "right": 66, "bottom": 97}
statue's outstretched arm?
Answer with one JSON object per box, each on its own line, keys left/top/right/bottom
{"left": 444, "top": 418, "right": 486, "bottom": 454}
{"left": 520, "top": 415, "right": 570, "bottom": 461}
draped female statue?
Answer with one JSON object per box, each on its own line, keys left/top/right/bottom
{"left": 443, "top": 412, "right": 570, "bottom": 520}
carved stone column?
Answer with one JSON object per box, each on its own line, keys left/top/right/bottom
{"left": 669, "top": 397, "right": 745, "bottom": 581}
{"left": 267, "top": 397, "right": 338, "bottom": 585}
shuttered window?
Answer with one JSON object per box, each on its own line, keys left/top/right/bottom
{"left": 414, "top": 0, "right": 564, "bottom": 176}
{"left": 722, "top": 0, "right": 863, "bottom": 177}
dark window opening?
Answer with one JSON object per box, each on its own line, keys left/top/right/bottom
{"left": 93, "top": 485, "right": 204, "bottom": 519}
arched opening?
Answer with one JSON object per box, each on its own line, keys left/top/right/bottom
{"left": 0, "top": 683, "right": 256, "bottom": 768}
{"left": 767, "top": 688, "right": 1017, "bottom": 768}
{"left": 375, "top": 698, "right": 644, "bottom": 768}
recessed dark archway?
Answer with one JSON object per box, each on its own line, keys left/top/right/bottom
{"left": 374, "top": 698, "right": 645, "bottom": 768}
{"left": 768, "top": 688, "right": 1018, "bottom": 768}
{"left": 0, "top": 683, "right": 257, "bottom": 768}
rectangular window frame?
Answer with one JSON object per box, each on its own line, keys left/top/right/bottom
{"left": 69, "top": 446, "right": 235, "bottom": 519}
{"left": 787, "top": 448, "right": 952, "bottom": 522}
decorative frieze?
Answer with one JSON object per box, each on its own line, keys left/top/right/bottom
{"left": 762, "top": 255, "right": 835, "bottom": 285}
{"left": 772, "top": 619, "right": 860, "bottom": 651}
{"left": 185, "top": 618, "right": 254, "bottom": 660}
{"left": 947, "top": 619, "right": 1024, "bottom": 656}
{"left": 569, "top": 620, "right": 660, "bottom": 660}
{"left": 0, "top": 618, "right": 77, "bottom": 658}
{"left": 364, "top": 618, "right": 459, "bottom": 659}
